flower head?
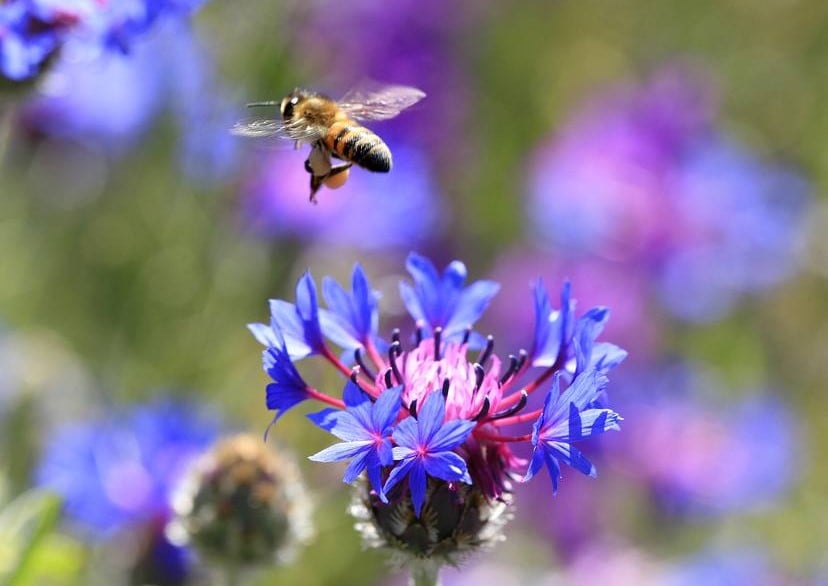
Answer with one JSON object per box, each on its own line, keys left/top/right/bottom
{"left": 524, "top": 371, "right": 622, "bottom": 493}
{"left": 384, "top": 392, "right": 475, "bottom": 517}
{"left": 168, "top": 433, "right": 314, "bottom": 567}
{"left": 399, "top": 253, "right": 499, "bottom": 342}
{"left": 251, "top": 254, "right": 625, "bottom": 559}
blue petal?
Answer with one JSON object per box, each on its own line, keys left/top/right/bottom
{"left": 391, "top": 445, "right": 416, "bottom": 460}
{"left": 269, "top": 299, "right": 314, "bottom": 359}
{"left": 376, "top": 438, "right": 393, "bottom": 466}
{"left": 416, "top": 392, "right": 446, "bottom": 446}
{"left": 392, "top": 416, "right": 420, "bottom": 450}
{"left": 590, "top": 342, "right": 628, "bottom": 373}
{"left": 364, "top": 451, "right": 387, "bottom": 502}
{"left": 444, "top": 280, "right": 500, "bottom": 338}
{"left": 342, "top": 379, "right": 370, "bottom": 409}
{"left": 319, "top": 309, "right": 360, "bottom": 350}
{"left": 543, "top": 449, "right": 562, "bottom": 493}
{"left": 308, "top": 440, "right": 371, "bottom": 463}
{"left": 531, "top": 280, "right": 575, "bottom": 367}
{"left": 408, "top": 461, "right": 428, "bottom": 517}
{"left": 306, "top": 408, "right": 342, "bottom": 432}
{"left": 423, "top": 451, "right": 471, "bottom": 484}
{"left": 429, "top": 419, "right": 476, "bottom": 452}
{"left": 550, "top": 369, "right": 607, "bottom": 423}
{"left": 399, "top": 280, "right": 427, "bottom": 326}
{"left": 371, "top": 386, "right": 403, "bottom": 433}
{"left": 265, "top": 382, "right": 308, "bottom": 420}
{"left": 574, "top": 307, "right": 609, "bottom": 376}
{"left": 351, "top": 264, "right": 378, "bottom": 340}
{"left": 523, "top": 446, "right": 547, "bottom": 483}
{"left": 383, "top": 456, "right": 415, "bottom": 495}
{"left": 248, "top": 322, "right": 279, "bottom": 347}
{"left": 546, "top": 442, "right": 596, "bottom": 478}
{"left": 342, "top": 449, "right": 372, "bottom": 484}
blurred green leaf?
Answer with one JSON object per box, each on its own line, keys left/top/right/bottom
{"left": 0, "top": 490, "right": 62, "bottom": 586}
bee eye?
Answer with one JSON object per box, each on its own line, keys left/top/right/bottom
{"left": 282, "top": 96, "right": 300, "bottom": 120}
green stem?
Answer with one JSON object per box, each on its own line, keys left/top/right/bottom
{"left": 408, "top": 562, "right": 442, "bottom": 586}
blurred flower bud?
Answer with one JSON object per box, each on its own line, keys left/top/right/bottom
{"left": 168, "top": 434, "right": 313, "bottom": 570}
{"left": 350, "top": 477, "right": 513, "bottom": 566}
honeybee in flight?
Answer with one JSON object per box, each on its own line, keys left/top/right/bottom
{"left": 232, "top": 83, "right": 426, "bottom": 203}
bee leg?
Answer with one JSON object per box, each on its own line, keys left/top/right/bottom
{"left": 309, "top": 174, "right": 324, "bottom": 204}
{"left": 327, "top": 162, "right": 352, "bottom": 177}
{"left": 304, "top": 158, "right": 314, "bottom": 174}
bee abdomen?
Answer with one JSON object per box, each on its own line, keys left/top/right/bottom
{"left": 326, "top": 123, "right": 392, "bottom": 173}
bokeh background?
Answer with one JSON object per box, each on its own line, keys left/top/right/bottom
{"left": 1, "top": 0, "right": 827, "bottom": 584}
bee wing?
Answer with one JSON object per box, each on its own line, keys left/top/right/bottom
{"left": 338, "top": 83, "right": 426, "bottom": 122}
{"left": 231, "top": 117, "right": 324, "bottom": 143}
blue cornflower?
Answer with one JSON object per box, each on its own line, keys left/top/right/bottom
{"left": 263, "top": 337, "right": 312, "bottom": 427}
{"left": 308, "top": 381, "right": 402, "bottom": 501}
{"left": 524, "top": 370, "right": 622, "bottom": 493}
{"left": 318, "top": 263, "right": 380, "bottom": 352}
{"left": 399, "top": 252, "right": 499, "bottom": 341}
{"left": 35, "top": 398, "right": 221, "bottom": 537}
{"left": 252, "top": 255, "right": 626, "bottom": 560}
{"left": 383, "top": 393, "right": 476, "bottom": 517}
{"left": 250, "top": 271, "right": 326, "bottom": 360}
{"left": 529, "top": 279, "right": 575, "bottom": 368}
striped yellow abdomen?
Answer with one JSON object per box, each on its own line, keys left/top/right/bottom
{"left": 324, "top": 119, "right": 392, "bottom": 172}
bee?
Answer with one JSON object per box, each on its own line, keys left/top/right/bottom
{"left": 232, "top": 83, "right": 426, "bottom": 203}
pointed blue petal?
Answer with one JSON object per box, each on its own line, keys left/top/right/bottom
{"left": 423, "top": 451, "right": 471, "bottom": 483}
{"left": 372, "top": 386, "right": 403, "bottom": 432}
{"left": 417, "top": 392, "right": 446, "bottom": 445}
{"left": 408, "top": 461, "right": 427, "bottom": 517}
{"left": 342, "top": 449, "right": 372, "bottom": 484}
{"left": 383, "top": 456, "right": 414, "bottom": 495}
{"left": 308, "top": 440, "right": 371, "bottom": 463}
{"left": 429, "top": 419, "right": 476, "bottom": 452}
{"left": 248, "top": 322, "right": 279, "bottom": 347}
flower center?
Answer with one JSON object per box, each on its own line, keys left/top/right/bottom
{"left": 391, "top": 339, "right": 503, "bottom": 422}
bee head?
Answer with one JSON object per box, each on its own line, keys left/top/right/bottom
{"left": 280, "top": 89, "right": 312, "bottom": 121}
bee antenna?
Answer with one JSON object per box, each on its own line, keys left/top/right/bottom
{"left": 246, "top": 101, "right": 280, "bottom": 108}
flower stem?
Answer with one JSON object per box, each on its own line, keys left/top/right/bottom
{"left": 408, "top": 562, "right": 442, "bottom": 586}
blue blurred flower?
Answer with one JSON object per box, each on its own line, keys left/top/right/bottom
{"left": 1, "top": 0, "right": 209, "bottom": 83}
{"left": 0, "top": 0, "right": 92, "bottom": 82}
{"left": 527, "top": 66, "right": 811, "bottom": 321}
{"left": 239, "top": 137, "right": 442, "bottom": 249}
{"left": 35, "top": 397, "right": 222, "bottom": 537}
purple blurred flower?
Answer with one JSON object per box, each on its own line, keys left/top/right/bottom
{"left": 611, "top": 363, "right": 799, "bottom": 517}
{"left": 528, "top": 66, "right": 810, "bottom": 321}
{"left": 240, "top": 137, "right": 442, "bottom": 248}
{"left": 35, "top": 397, "right": 222, "bottom": 537}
